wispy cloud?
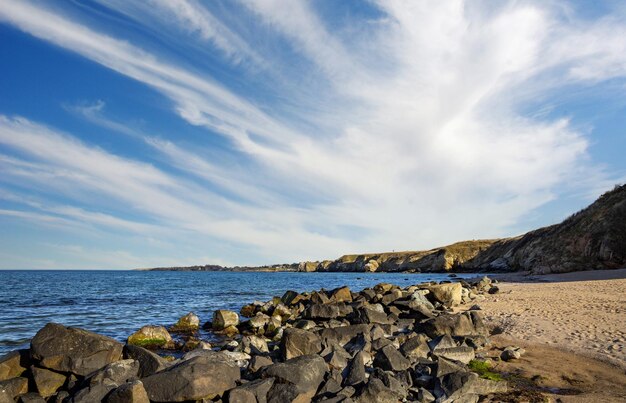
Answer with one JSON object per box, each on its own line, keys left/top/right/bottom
{"left": 0, "top": 0, "right": 625, "bottom": 268}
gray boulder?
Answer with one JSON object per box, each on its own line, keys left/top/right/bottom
{"left": 72, "top": 359, "right": 140, "bottom": 403}
{"left": 421, "top": 312, "right": 488, "bottom": 338}
{"left": 373, "top": 345, "right": 410, "bottom": 372}
{"left": 30, "top": 323, "right": 123, "bottom": 376}
{"left": 141, "top": 353, "right": 240, "bottom": 401}
{"left": 280, "top": 328, "right": 322, "bottom": 360}
{"left": 123, "top": 344, "right": 168, "bottom": 378}
{"left": 106, "top": 380, "right": 150, "bottom": 403}
{"left": 0, "top": 377, "right": 28, "bottom": 402}
{"left": 263, "top": 355, "right": 327, "bottom": 399}
{"left": 228, "top": 378, "right": 274, "bottom": 403}
{"left": 345, "top": 351, "right": 367, "bottom": 386}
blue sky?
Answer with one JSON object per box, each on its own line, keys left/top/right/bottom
{"left": 0, "top": 0, "right": 625, "bottom": 269}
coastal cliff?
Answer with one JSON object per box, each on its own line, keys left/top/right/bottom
{"left": 147, "top": 184, "right": 626, "bottom": 275}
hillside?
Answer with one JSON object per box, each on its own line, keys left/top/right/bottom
{"left": 146, "top": 184, "right": 626, "bottom": 274}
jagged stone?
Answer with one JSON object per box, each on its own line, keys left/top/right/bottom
{"left": 0, "top": 377, "right": 28, "bottom": 402}
{"left": 241, "top": 335, "right": 270, "bottom": 355}
{"left": 345, "top": 351, "right": 367, "bottom": 386}
{"left": 281, "top": 328, "right": 322, "bottom": 360}
{"left": 427, "top": 283, "right": 463, "bottom": 307}
{"left": 228, "top": 378, "right": 274, "bottom": 403}
{"left": 263, "top": 355, "right": 327, "bottom": 397}
{"left": 373, "top": 345, "right": 410, "bottom": 371}
{"left": 31, "top": 367, "right": 66, "bottom": 398}
{"left": 421, "top": 311, "right": 488, "bottom": 338}
{"left": 106, "top": 380, "right": 150, "bottom": 403}
{"left": 123, "top": 344, "right": 168, "bottom": 378}
{"left": 330, "top": 286, "right": 353, "bottom": 303}
{"left": 0, "top": 350, "right": 28, "bottom": 381}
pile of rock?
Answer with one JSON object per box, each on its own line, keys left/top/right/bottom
{"left": 0, "top": 277, "right": 507, "bottom": 402}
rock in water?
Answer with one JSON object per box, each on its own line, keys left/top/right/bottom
{"left": 170, "top": 312, "right": 200, "bottom": 332}
{"left": 212, "top": 310, "right": 240, "bottom": 330}
{"left": 30, "top": 323, "right": 123, "bottom": 376}
{"left": 127, "top": 325, "right": 174, "bottom": 349}
{"left": 280, "top": 328, "right": 322, "bottom": 360}
{"left": 141, "top": 354, "right": 240, "bottom": 402}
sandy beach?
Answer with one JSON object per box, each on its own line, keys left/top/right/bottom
{"left": 476, "top": 269, "right": 626, "bottom": 402}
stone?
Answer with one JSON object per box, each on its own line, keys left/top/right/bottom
{"left": 500, "top": 346, "right": 524, "bottom": 361}
{"left": 427, "top": 283, "right": 463, "bottom": 307}
{"left": 273, "top": 304, "right": 292, "bottom": 322}
{"left": 141, "top": 353, "right": 240, "bottom": 401}
{"left": 432, "top": 346, "right": 475, "bottom": 364}
{"left": 106, "top": 380, "right": 150, "bottom": 403}
{"left": 417, "top": 387, "right": 435, "bottom": 402}
{"left": 31, "top": 323, "right": 123, "bottom": 376}
{"left": 263, "top": 355, "right": 327, "bottom": 397}
{"left": 330, "top": 286, "right": 353, "bottom": 303}
{"left": 0, "top": 350, "right": 28, "bottom": 381}
{"left": 123, "top": 345, "right": 168, "bottom": 378}
{"left": 305, "top": 303, "right": 340, "bottom": 319}
{"left": 241, "top": 335, "right": 269, "bottom": 355}
{"left": 249, "top": 355, "right": 273, "bottom": 373}
{"left": 400, "top": 334, "right": 430, "bottom": 361}
{"left": 355, "top": 378, "right": 404, "bottom": 403}
{"left": 324, "top": 345, "right": 351, "bottom": 370}
{"left": 31, "top": 367, "right": 66, "bottom": 398}
{"left": 72, "top": 359, "right": 140, "bottom": 403}
{"left": 294, "top": 319, "right": 317, "bottom": 330}
{"left": 248, "top": 313, "right": 270, "bottom": 333}
{"left": 0, "top": 377, "right": 28, "bottom": 402}
{"left": 345, "top": 351, "right": 367, "bottom": 386}
{"left": 438, "top": 371, "right": 507, "bottom": 401}
{"left": 435, "top": 357, "right": 467, "bottom": 378}
{"left": 488, "top": 286, "right": 500, "bottom": 294}
{"left": 374, "top": 345, "right": 410, "bottom": 372}
{"left": 421, "top": 311, "right": 488, "bottom": 338}
{"left": 311, "top": 291, "right": 331, "bottom": 305}
{"left": 127, "top": 325, "right": 174, "bottom": 349}
{"left": 223, "top": 325, "right": 240, "bottom": 337}
{"left": 16, "top": 393, "right": 45, "bottom": 403}
{"left": 212, "top": 310, "right": 240, "bottom": 330}
{"left": 354, "top": 307, "right": 390, "bottom": 325}
{"left": 281, "top": 328, "right": 322, "bottom": 360}
{"left": 281, "top": 290, "right": 300, "bottom": 305}
{"left": 240, "top": 303, "right": 258, "bottom": 318}
{"left": 170, "top": 312, "right": 200, "bottom": 332}
{"left": 319, "top": 325, "right": 371, "bottom": 347}
{"left": 228, "top": 378, "right": 274, "bottom": 403}
{"left": 373, "top": 283, "right": 394, "bottom": 294}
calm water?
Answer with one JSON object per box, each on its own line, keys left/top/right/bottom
{"left": 0, "top": 270, "right": 484, "bottom": 355}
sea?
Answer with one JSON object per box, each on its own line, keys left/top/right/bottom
{"left": 0, "top": 270, "right": 487, "bottom": 356}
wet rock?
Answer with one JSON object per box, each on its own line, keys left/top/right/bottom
{"left": 127, "top": 325, "right": 174, "bottom": 350}
{"left": 0, "top": 350, "right": 28, "bottom": 381}
{"left": 123, "top": 345, "right": 168, "bottom": 378}
{"left": 373, "top": 345, "right": 410, "bottom": 372}
{"left": 427, "top": 283, "right": 462, "bottom": 307}
{"left": 141, "top": 353, "right": 240, "bottom": 401}
{"left": 31, "top": 367, "right": 66, "bottom": 398}
{"left": 31, "top": 323, "right": 123, "bottom": 376}
{"left": 106, "top": 380, "right": 150, "bottom": 403}
{"left": 212, "top": 310, "right": 240, "bottom": 330}
{"left": 281, "top": 328, "right": 322, "bottom": 360}
{"left": 170, "top": 312, "right": 200, "bottom": 332}
{"left": 228, "top": 378, "right": 274, "bottom": 403}
{"left": 263, "top": 355, "right": 327, "bottom": 398}
{"left": 0, "top": 377, "right": 28, "bottom": 402}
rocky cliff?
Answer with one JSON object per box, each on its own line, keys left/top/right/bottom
{"left": 299, "top": 184, "right": 626, "bottom": 274}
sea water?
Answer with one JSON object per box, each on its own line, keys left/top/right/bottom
{"left": 0, "top": 270, "right": 486, "bottom": 355}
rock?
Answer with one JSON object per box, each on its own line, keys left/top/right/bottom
{"left": 281, "top": 290, "right": 300, "bottom": 305}
{"left": 0, "top": 377, "right": 28, "bottom": 402}
{"left": 223, "top": 325, "right": 240, "bottom": 337}
{"left": 304, "top": 303, "right": 341, "bottom": 320}
{"left": 263, "top": 355, "right": 327, "bottom": 398}
{"left": 294, "top": 319, "right": 317, "bottom": 330}
{"left": 16, "top": 393, "right": 45, "bottom": 403}
{"left": 170, "top": 312, "right": 200, "bottom": 332}
{"left": 212, "top": 310, "right": 240, "bottom": 330}
{"left": 355, "top": 377, "right": 404, "bottom": 403}
{"left": 228, "top": 378, "right": 274, "bottom": 403}
{"left": 248, "top": 313, "right": 270, "bottom": 334}
{"left": 500, "top": 346, "right": 524, "bottom": 361}
{"left": 240, "top": 303, "right": 258, "bottom": 318}
{"left": 249, "top": 355, "right": 273, "bottom": 373}
{"left": 241, "top": 335, "right": 270, "bottom": 355}
{"left": 319, "top": 325, "right": 371, "bottom": 347}
{"left": 123, "top": 345, "right": 168, "bottom": 378}
{"left": 31, "top": 367, "right": 66, "bottom": 398}
{"left": 400, "top": 334, "right": 430, "bottom": 361}
{"left": 324, "top": 345, "right": 351, "bottom": 370}
{"left": 354, "top": 307, "right": 390, "bottom": 325}
{"left": 30, "top": 323, "right": 123, "bottom": 376}
{"left": 417, "top": 387, "right": 435, "bottom": 402}
{"left": 280, "top": 328, "right": 322, "bottom": 360}
{"left": 127, "top": 325, "right": 174, "bottom": 349}
{"left": 421, "top": 311, "right": 488, "bottom": 338}
{"left": 345, "top": 351, "right": 367, "bottom": 386}
{"left": 311, "top": 291, "right": 331, "bottom": 305}
{"left": 432, "top": 346, "right": 475, "bottom": 364}
{"left": 374, "top": 345, "right": 410, "bottom": 372}
{"left": 141, "top": 353, "right": 240, "bottom": 401}
{"left": 488, "top": 286, "right": 500, "bottom": 294}
{"left": 330, "top": 286, "right": 353, "bottom": 303}
{"left": 435, "top": 357, "right": 467, "bottom": 378}
{"left": 221, "top": 351, "right": 251, "bottom": 368}
{"left": 364, "top": 260, "right": 379, "bottom": 272}
{"left": 106, "top": 380, "right": 150, "bottom": 403}
{"left": 272, "top": 304, "right": 292, "bottom": 322}
{"left": 437, "top": 371, "right": 507, "bottom": 401}
{"left": 427, "top": 283, "right": 462, "bottom": 307}
{"left": 0, "top": 350, "right": 28, "bottom": 381}
{"left": 72, "top": 359, "right": 140, "bottom": 403}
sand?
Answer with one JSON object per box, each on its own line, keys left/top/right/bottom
{"left": 473, "top": 268, "right": 626, "bottom": 402}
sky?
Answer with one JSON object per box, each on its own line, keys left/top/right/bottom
{"left": 0, "top": 0, "right": 625, "bottom": 269}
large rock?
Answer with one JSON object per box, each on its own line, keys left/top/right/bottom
{"left": 345, "top": 350, "right": 367, "bottom": 386}
{"left": 170, "top": 312, "right": 200, "bottom": 332}
{"left": 355, "top": 378, "right": 404, "bottom": 403}
{"left": 0, "top": 350, "right": 28, "bottom": 381}
{"left": 437, "top": 371, "right": 507, "bottom": 401}
{"left": 212, "top": 310, "right": 240, "bottom": 330}
{"left": 141, "top": 353, "right": 240, "bottom": 401}
{"left": 123, "top": 345, "right": 168, "bottom": 378}
{"left": 31, "top": 367, "right": 66, "bottom": 398}
{"left": 421, "top": 311, "right": 488, "bottom": 338}
{"left": 30, "top": 323, "right": 123, "bottom": 376}
{"left": 263, "top": 355, "right": 327, "bottom": 398}
{"left": 106, "top": 380, "right": 150, "bottom": 403}
{"left": 400, "top": 334, "right": 430, "bottom": 361}
{"left": 427, "top": 283, "right": 463, "bottom": 307}
{"left": 304, "top": 303, "right": 341, "bottom": 320}
{"left": 280, "top": 328, "right": 322, "bottom": 360}
{"left": 72, "top": 359, "right": 140, "bottom": 403}
{"left": 330, "top": 286, "right": 353, "bottom": 303}
{"left": 0, "top": 377, "right": 28, "bottom": 402}
{"left": 127, "top": 325, "right": 174, "bottom": 349}
{"left": 373, "top": 345, "right": 410, "bottom": 372}
{"left": 241, "top": 335, "right": 270, "bottom": 355}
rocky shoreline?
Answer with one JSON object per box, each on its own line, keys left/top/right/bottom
{"left": 0, "top": 277, "right": 534, "bottom": 403}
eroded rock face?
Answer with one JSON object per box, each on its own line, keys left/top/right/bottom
{"left": 141, "top": 353, "right": 240, "bottom": 402}
{"left": 127, "top": 325, "right": 174, "bottom": 350}
{"left": 30, "top": 323, "right": 123, "bottom": 376}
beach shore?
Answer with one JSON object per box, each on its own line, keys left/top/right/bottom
{"left": 474, "top": 268, "right": 626, "bottom": 402}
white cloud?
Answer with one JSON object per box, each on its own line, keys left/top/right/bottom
{"left": 0, "top": 0, "right": 625, "bottom": 267}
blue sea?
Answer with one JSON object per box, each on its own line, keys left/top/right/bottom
{"left": 0, "top": 270, "right": 485, "bottom": 356}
